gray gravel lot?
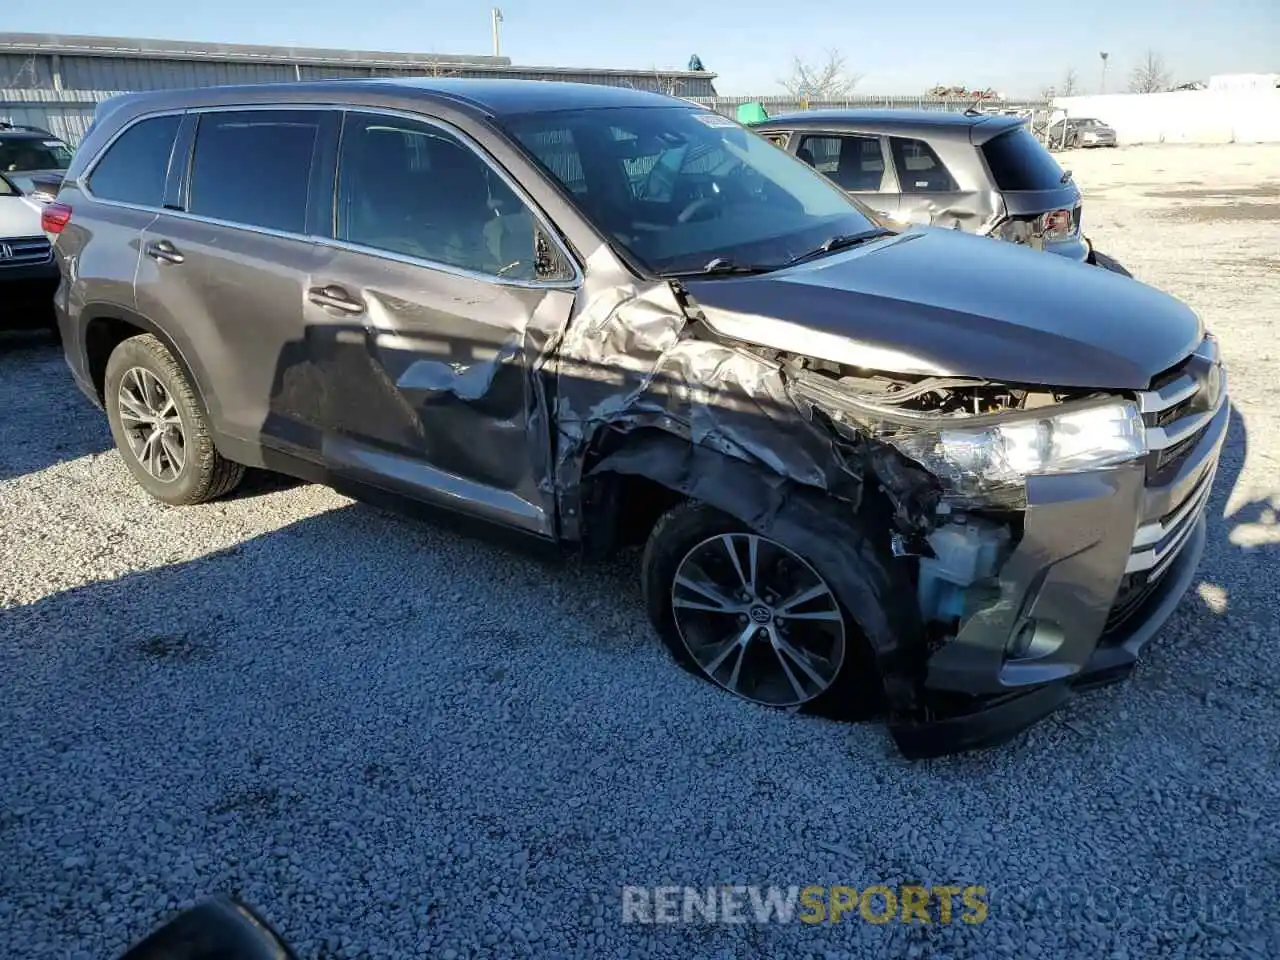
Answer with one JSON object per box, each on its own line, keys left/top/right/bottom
{"left": 2, "top": 144, "right": 1278, "bottom": 959}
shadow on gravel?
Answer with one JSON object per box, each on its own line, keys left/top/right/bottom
{"left": 1198, "top": 402, "right": 1277, "bottom": 605}
{"left": 0, "top": 329, "right": 115, "bottom": 482}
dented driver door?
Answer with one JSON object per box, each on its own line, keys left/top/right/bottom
{"left": 297, "top": 110, "right": 577, "bottom": 538}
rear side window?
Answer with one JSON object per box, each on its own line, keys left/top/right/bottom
{"left": 796, "top": 134, "right": 886, "bottom": 191}
{"left": 187, "top": 110, "right": 319, "bottom": 233}
{"left": 981, "top": 127, "right": 1067, "bottom": 191}
{"left": 87, "top": 115, "right": 181, "bottom": 207}
{"left": 889, "top": 137, "right": 957, "bottom": 193}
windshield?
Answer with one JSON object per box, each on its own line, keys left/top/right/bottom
{"left": 499, "top": 106, "right": 877, "bottom": 275}
{"left": 0, "top": 136, "right": 73, "bottom": 173}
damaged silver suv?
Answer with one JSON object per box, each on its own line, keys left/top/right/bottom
{"left": 50, "top": 81, "right": 1228, "bottom": 757}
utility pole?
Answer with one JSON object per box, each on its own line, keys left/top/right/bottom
{"left": 491, "top": 8, "right": 504, "bottom": 58}
{"left": 1099, "top": 51, "right": 1109, "bottom": 94}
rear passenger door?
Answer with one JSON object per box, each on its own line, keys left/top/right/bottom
{"left": 886, "top": 136, "right": 971, "bottom": 229}
{"left": 301, "top": 110, "right": 577, "bottom": 538}
{"left": 793, "top": 132, "right": 898, "bottom": 219}
{"left": 135, "top": 107, "right": 338, "bottom": 454}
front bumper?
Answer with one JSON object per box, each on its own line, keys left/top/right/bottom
{"left": 891, "top": 513, "right": 1208, "bottom": 758}
{"left": 890, "top": 341, "right": 1228, "bottom": 758}
{"left": 0, "top": 258, "right": 60, "bottom": 325}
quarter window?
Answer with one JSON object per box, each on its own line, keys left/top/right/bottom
{"left": 187, "top": 110, "right": 320, "bottom": 233}
{"left": 796, "top": 134, "right": 886, "bottom": 191}
{"left": 336, "top": 113, "right": 538, "bottom": 281}
{"left": 87, "top": 115, "right": 181, "bottom": 207}
{"left": 889, "top": 137, "right": 957, "bottom": 193}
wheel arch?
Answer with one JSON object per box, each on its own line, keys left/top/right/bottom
{"left": 583, "top": 428, "right": 923, "bottom": 706}
{"left": 80, "top": 304, "right": 215, "bottom": 420}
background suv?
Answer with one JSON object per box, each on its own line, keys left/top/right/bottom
{"left": 0, "top": 124, "right": 73, "bottom": 198}
{"left": 47, "top": 81, "right": 1224, "bottom": 757}
{"left": 753, "top": 109, "right": 1115, "bottom": 267}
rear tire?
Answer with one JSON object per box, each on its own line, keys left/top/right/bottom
{"left": 104, "top": 334, "right": 245, "bottom": 505}
{"left": 641, "top": 500, "right": 883, "bottom": 718}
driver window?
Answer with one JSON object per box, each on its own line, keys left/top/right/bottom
{"left": 337, "top": 113, "right": 537, "bottom": 281}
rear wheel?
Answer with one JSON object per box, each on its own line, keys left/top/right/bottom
{"left": 642, "top": 501, "right": 882, "bottom": 716}
{"left": 104, "top": 334, "right": 245, "bottom": 505}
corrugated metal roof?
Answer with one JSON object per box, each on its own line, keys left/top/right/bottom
{"left": 0, "top": 31, "right": 510, "bottom": 68}
{"left": 0, "top": 32, "right": 717, "bottom": 83}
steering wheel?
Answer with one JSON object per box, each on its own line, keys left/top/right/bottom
{"left": 676, "top": 195, "right": 722, "bottom": 224}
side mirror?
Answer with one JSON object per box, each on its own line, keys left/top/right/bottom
{"left": 117, "top": 897, "right": 295, "bottom": 960}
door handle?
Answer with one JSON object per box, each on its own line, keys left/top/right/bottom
{"left": 307, "top": 284, "right": 365, "bottom": 315}
{"left": 145, "top": 240, "right": 184, "bottom": 264}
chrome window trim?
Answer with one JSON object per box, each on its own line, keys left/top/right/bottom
{"left": 79, "top": 102, "right": 582, "bottom": 290}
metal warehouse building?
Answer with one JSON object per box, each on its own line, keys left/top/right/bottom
{"left": 0, "top": 32, "right": 718, "bottom": 143}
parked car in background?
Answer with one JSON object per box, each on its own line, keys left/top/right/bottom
{"left": 754, "top": 109, "right": 1098, "bottom": 264}
{"left": 0, "top": 172, "right": 59, "bottom": 328}
{"left": 1048, "top": 117, "right": 1118, "bottom": 149}
{"left": 48, "top": 80, "right": 1224, "bottom": 757}
{"left": 0, "top": 126, "right": 74, "bottom": 198}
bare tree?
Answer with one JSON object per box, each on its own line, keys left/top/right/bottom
{"left": 1128, "top": 51, "right": 1172, "bottom": 93}
{"left": 419, "top": 58, "right": 461, "bottom": 79}
{"left": 1061, "top": 67, "right": 1080, "bottom": 96}
{"left": 651, "top": 67, "right": 685, "bottom": 97}
{"left": 779, "top": 49, "right": 862, "bottom": 99}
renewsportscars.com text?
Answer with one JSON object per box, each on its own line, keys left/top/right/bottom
{"left": 622, "top": 885, "right": 989, "bottom": 925}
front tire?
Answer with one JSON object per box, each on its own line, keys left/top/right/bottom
{"left": 642, "top": 500, "right": 881, "bottom": 717}
{"left": 104, "top": 334, "right": 245, "bottom": 505}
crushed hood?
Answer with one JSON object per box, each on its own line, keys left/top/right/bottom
{"left": 683, "top": 227, "right": 1203, "bottom": 389}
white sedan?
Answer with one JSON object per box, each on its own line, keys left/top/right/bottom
{"left": 0, "top": 172, "right": 60, "bottom": 330}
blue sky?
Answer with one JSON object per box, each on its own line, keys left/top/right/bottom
{"left": 6, "top": 0, "right": 1277, "bottom": 96}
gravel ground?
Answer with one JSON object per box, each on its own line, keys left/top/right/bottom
{"left": 2, "top": 144, "right": 1278, "bottom": 959}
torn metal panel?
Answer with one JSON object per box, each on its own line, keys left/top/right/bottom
{"left": 551, "top": 248, "right": 850, "bottom": 537}
{"left": 897, "top": 189, "right": 1002, "bottom": 236}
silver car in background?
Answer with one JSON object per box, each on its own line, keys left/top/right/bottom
{"left": 1049, "top": 117, "right": 1119, "bottom": 149}
{"left": 755, "top": 109, "right": 1092, "bottom": 263}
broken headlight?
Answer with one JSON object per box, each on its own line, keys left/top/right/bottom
{"left": 883, "top": 399, "right": 1146, "bottom": 506}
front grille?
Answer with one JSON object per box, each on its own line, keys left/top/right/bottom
{"left": 1119, "top": 337, "right": 1226, "bottom": 582}
{"left": 0, "top": 235, "right": 53, "bottom": 267}
{"left": 1104, "top": 569, "right": 1166, "bottom": 634}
